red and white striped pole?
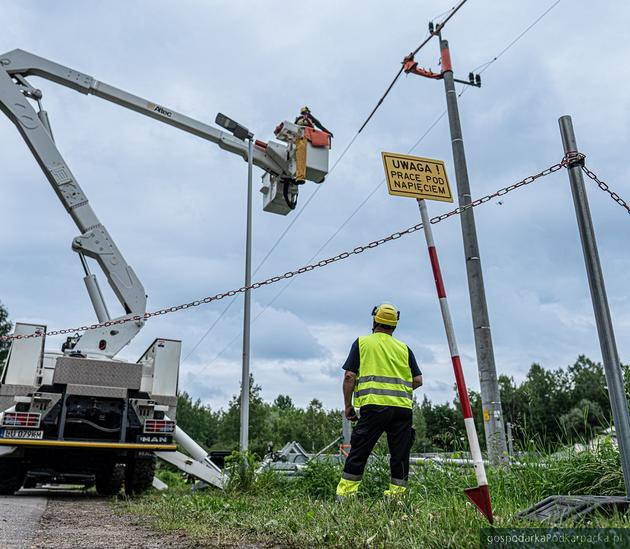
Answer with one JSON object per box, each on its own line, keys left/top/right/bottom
{"left": 417, "top": 198, "right": 493, "bottom": 523}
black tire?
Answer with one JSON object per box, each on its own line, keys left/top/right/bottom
{"left": 0, "top": 459, "right": 24, "bottom": 495}
{"left": 23, "top": 476, "right": 37, "bottom": 489}
{"left": 95, "top": 463, "right": 124, "bottom": 496}
{"left": 124, "top": 454, "right": 156, "bottom": 496}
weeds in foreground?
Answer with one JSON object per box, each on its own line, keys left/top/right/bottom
{"left": 124, "top": 442, "right": 629, "bottom": 548}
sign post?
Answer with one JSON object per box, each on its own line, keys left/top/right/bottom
{"left": 383, "top": 151, "right": 493, "bottom": 523}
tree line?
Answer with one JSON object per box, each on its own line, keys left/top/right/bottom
{"left": 0, "top": 302, "right": 623, "bottom": 455}
{"left": 178, "top": 355, "right": 626, "bottom": 456}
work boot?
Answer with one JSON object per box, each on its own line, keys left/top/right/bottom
{"left": 336, "top": 477, "right": 361, "bottom": 500}
{"left": 383, "top": 481, "right": 407, "bottom": 497}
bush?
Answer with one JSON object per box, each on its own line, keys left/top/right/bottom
{"left": 224, "top": 451, "right": 258, "bottom": 492}
{"left": 156, "top": 468, "right": 188, "bottom": 489}
{"left": 295, "top": 459, "right": 341, "bottom": 499}
{"left": 255, "top": 469, "right": 289, "bottom": 493}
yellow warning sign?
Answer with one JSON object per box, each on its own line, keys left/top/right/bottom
{"left": 382, "top": 152, "right": 453, "bottom": 203}
{"left": 483, "top": 408, "right": 491, "bottom": 422}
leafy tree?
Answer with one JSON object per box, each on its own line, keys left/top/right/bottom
{"left": 305, "top": 399, "right": 327, "bottom": 452}
{"left": 560, "top": 398, "right": 606, "bottom": 440}
{"left": 411, "top": 398, "right": 429, "bottom": 452}
{"left": 173, "top": 355, "right": 621, "bottom": 457}
{"left": 567, "top": 356, "right": 610, "bottom": 418}
{"left": 515, "top": 363, "right": 567, "bottom": 447}
{"left": 218, "top": 374, "right": 273, "bottom": 456}
{"left": 421, "top": 395, "right": 461, "bottom": 451}
{"left": 274, "top": 394, "right": 294, "bottom": 410}
{"left": 176, "top": 392, "right": 219, "bottom": 449}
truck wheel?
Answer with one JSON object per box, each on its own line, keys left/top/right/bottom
{"left": 95, "top": 463, "right": 124, "bottom": 496}
{"left": 125, "top": 454, "right": 156, "bottom": 496}
{"left": 0, "top": 459, "right": 24, "bottom": 495}
{"left": 23, "top": 476, "right": 37, "bottom": 489}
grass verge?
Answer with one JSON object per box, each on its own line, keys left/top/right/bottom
{"left": 119, "top": 440, "right": 630, "bottom": 548}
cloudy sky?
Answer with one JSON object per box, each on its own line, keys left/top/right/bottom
{"left": 2, "top": 1, "right": 629, "bottom": 412}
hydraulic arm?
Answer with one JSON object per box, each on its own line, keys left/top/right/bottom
{"left": 0, "top": 49, "right": 327, "bottom": 357}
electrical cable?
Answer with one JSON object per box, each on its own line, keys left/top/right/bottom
{"left": 191, "top": 106, "right": 455, "bottom": 372}
{"left": 182, "top": 295, "right": 237, "bottom": 362}
{"left": 184, "top": 0, "right": 558, "bottom": 368}
{"left": 300, "top": 0, "right": 563, "bottom": 265}
{"left": 430, "top": 5, "right": 459, "bottom": 23}
{"left": 476, "top": 0, "right": 562, "bottom": 75}
{"left": 181, "top": 131, "right": 362, "bottom": 363}
{"left": 358, "top": 0, "right": 469, "bottom": 134}
{"left": 226, "top": 1, "right": 466, "bottom": 286}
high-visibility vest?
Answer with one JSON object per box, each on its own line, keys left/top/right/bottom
{"left": 354, "top": 333, "right": 413, "bottom": 409}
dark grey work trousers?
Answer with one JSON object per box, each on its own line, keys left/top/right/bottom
{"left": 343, "top": 404, "right": 414, "bottom": 483}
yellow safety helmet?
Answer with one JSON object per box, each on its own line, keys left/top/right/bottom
{"left": 300, "top": 106, "right": 311, "bottom": 114}
{"left": 371, "top": 303, "right": 400, "bottom": 327}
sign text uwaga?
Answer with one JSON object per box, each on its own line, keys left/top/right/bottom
{"left": 382, "top": 152, "right": 453, "bottom": 203}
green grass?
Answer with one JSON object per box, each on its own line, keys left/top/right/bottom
{"left": 119, "top": 441, "right": 630, "bottom": 548}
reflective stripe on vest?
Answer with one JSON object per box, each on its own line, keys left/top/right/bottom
{"left": 354, "top": 333, "right": 413, "bottom": 409}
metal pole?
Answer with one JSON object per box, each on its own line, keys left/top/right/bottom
{"left": 558, "top": 115, "right": 630, "bottom": 496}
{"left": 439, "top": 37, "right": 508, "bottom": 464}
{"left": 417, "top": 198, "right": 493, "bottom": 523}
{"left": 506, "top": 422, "right": 513, "bottom": 458}
{"left": 239, "top": 136, "right": 254, "bottom": 452}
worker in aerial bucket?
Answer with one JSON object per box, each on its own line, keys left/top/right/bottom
{"left": 294, "top": 106, "right": 333, "bottom": 184}
{"left": 336, "top": 303, "right": 423, "bottom": 500}
{"left": 295, "top": 106, "right": 333, "bottom": 135}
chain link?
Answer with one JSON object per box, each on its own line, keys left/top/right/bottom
{"left": 0, "top": 155, "right": 592, "bottom": 342}
{"left": 581, "top": 165, "right": 630, "bottom": 215}
{"left": 560, "top": 150, "right": 630, "bottom": 214}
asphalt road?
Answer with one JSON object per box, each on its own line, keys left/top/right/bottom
{"left": 0, "top": 491, "right": 47, "bottom": 548}
{"left": 0, "top": 489, "right": 197, "bottom": 548}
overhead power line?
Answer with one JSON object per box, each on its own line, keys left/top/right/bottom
{"left": 183, "top": 154, "right": 572, "bottom": 377}
{"left": 477, "top": 0, "right": 562, "bottom": 74}
{"left": 288, "top": 0, "right": 564, "bottom": 267}
{"left": 226, "top": 2, "right": 469, "bottom": 279}
{"left": 357, "top": 0, "right": 469, "bottom": 133}
{"left": 184, "top": 0, "right": 560, "bottom": 367}
{"left": 181, "top": 132, "right": 361, "bottom": 363}
{"left": 181, "top": 5, "right": 469, "bottom": 362}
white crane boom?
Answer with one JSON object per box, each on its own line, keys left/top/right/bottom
{"left": 0, "top": 48, "right": 328, "bottom": 357}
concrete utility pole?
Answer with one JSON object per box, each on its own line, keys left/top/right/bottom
{"left": 439, "top": 37, "right": 508, "bottom": 464}
{"left": 559, "top": 115, "right": 630, "bottom": 496}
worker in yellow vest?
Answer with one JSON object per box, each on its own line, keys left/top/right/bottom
{"left": 336, "top": 303, "right": 423, "bottom": 499}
